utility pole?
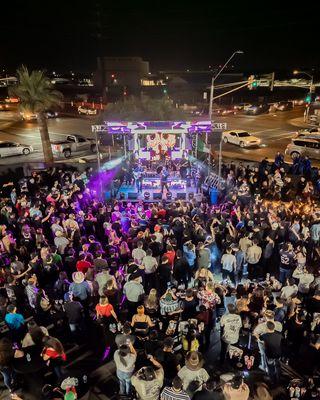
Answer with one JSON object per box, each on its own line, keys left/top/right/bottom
{"left": 207, "top": 50, "right": 244, "bottom": 164}
{"left": 270, "top": 72, "right": 275, "bottom": 92}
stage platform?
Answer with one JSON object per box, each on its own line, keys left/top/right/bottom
{"left": 107, "top": 183, "right": 202, "bottom": 202}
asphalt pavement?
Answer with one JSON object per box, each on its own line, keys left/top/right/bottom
{"left": 0, "top": 106, "right": 310, "bottom": 166}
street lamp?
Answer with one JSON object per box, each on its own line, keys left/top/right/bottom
{"left": 208, "top": 50, "right": 244, "bottom": 121}
{"left": 293, "top": 70, "right": 314, "bottom": 93}
{"left": 207, "top": 50, "right": 243, "bottom": 181}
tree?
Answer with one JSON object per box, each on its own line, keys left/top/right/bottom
{"left": 102, "top": 96, "right": 186, "bottom": 121}
{"left": 9, "top": 66, "right": 63, "bottom": 164}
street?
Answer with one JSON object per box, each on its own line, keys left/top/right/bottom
{"left": 0, "top": 106, "right": 309, "bottom": 165}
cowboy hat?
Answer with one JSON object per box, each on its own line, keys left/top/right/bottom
{"left": 72, "top": 271, "right": 85, "bottom": 284}
{"left": 185, "top": 351, "right": 204, "bottom": 371}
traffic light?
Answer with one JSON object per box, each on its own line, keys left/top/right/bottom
{"left": 163, "top": 88, "right": 168, "bottom": 95}
{"left": 305, "top": 93, "right": 312, "bottom": 103}
{"left": 248, "top": 75, "right": 258, "bottom": 90}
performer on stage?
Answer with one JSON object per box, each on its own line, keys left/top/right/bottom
{"left": 133, "top": 163, "right": 144, "bottom": 193}
{"left": 160, "top": 166, "right": 170, "bottom": 195}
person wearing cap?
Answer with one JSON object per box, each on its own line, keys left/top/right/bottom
{"left": 114, "top": 343, "right": 137, "bottom": 396}
{"left": 131, "top": 355, "right": 164, "bottom": 400}
{"left": 69, "top": 272, "right": 91, "bottom": 302}
{"left": 177, "top": 351, "right": 209, "bottom": 395}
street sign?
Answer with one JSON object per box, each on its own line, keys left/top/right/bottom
{"left": 203, "top": 92, "right": 207, "bottom": 100}
{"left": 212, "top": 122, "right": 227, "bottom": 130}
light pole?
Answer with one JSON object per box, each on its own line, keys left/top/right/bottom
{"left": 208, "top": 50, "right": 244, "bottom": 122}
{"left": 207, "top": 51, "right": 243, "bottom": 170}
{"left": 293, "top": 70, "right": 314, "bottom": 121}
{"left": 293, "top": 70, "right": 314, "bottom": 93}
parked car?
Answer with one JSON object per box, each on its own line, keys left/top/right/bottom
{"left": 221, "top": 107, "right": 237, "bottom": 115}
{"left": 285, "top": 138, "right": 320, "bottom": 160}
{"left": 309, "top": 114, "right": 320, "bottom": 125}
{"left": 0, "top": 141, "right": 33, "bottom": 157}
{"left": 20, "top": 112, "right": 37, "bottom": 121}
{"left": 293, "top": 99, "right": 304, "bottom": 106}
{"left": 0, "top": 102, "right": 9, "bottom": 111}
{"left": 233, "top": 103, "right": 252, "bottom": 111}
{"left": 46, "top": 110, "right": 59, "bottom": 118}
{"left": 78, "top": 106, "right": 97, "bottom": 115}
{"left": 245, "top": 104, "right": 270, "bottom": 115}
{"left": 274, "top": 101, "right": 293, "bottom": 111}
{"left": 295, "top": 128, "right": 320, "bottom": 139}
{"left": 212, "top": 108, "right": 225, "bottom": 115}
{"left": 222, "top": 130, "right": 261, "bottom": 147}
{"left": 51, "top": 134, "right": 96, "bottom": 158}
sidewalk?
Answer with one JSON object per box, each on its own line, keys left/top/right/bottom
{"left": 288, "top": 116, "right": 309, "bottom": 128}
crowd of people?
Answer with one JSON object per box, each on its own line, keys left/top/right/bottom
{"left": 0, "top": 156, "right": 319, "bottom": 400}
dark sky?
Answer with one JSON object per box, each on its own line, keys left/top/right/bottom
{"left": 0, "top": 0, "right": 319, "bottom": 73}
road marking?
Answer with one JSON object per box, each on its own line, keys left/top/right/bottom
{"left": 251, "top": 128, "right": 281, "bottom": 134}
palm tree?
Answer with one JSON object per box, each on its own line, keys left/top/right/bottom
{"left": 9, "top": 66, "right": 63, "bottom": 164}
{"left": 102, "top": 95, "right": 186, "bottom": 121}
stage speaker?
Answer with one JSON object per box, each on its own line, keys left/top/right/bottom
{"left": 128, "top": 192, "right": 138, "bottom": 200}
{"left": 153, "top": 193, "right": 162, "bottom": 200}
{"left": 105, "top": 191, "right": 112, "bottom": 200}
{"left": 176, "top": 193, "right": 186, "bottom": 200}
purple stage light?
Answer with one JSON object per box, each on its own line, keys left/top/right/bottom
{"left": 104, "top": 121, "right": 212, "bottom": 134}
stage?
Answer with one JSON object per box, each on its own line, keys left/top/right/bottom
{"left": 107, "top": 182, "right": 202, "bottom": 202}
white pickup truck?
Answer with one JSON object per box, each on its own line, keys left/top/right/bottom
{"left": 51, "top": 134, "right": 96, "bottom": 158}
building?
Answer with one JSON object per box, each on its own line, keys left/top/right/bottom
{"left": 94, "top": 56, "right": 150, "bottom": 98}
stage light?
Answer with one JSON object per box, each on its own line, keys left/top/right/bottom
{"left": 166, "top": 192, "right": 172, "bottom": 200}
{"left": 101, "top": 156, "right": 126, "bottom": 171}
{"left": 144, "top": 192, "right": 150, "bottom": 200}
{"left": 188, "top": 192, "right": 194, "bottom": 200}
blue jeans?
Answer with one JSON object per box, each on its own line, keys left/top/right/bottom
{"left": 116, "top": 370, "right": 132, "bottom": 395}
{"left": 258, "top": 340, "right": 267, "bottom": 371}
{"left": 279, "top": 267, "right": 291, "bottom": 284}
{"left": 1, "top": 367, "right": 14, "bottom": 391}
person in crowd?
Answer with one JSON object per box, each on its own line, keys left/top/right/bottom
{"left": 220, "top": 304, "right": 242, "bottom": 363}
{"left": 222, "top": 374, "right": 249, "bottom": 400}
{"left": 161, "top": 376, "right": 191, "bottom": 400}
{"left": 124, "top": 273, "right": 145, "bottom": 319}
{"left": 114, "top": 343, "right": 137, "bottom": 396}
{"left": 0, "top": 159, "right": 319, "bottom": 399}
{"left": 131, "top": 355, "right": 164, "bottom": 400}
{"left": 178, "top": 351, "right": 209, "bottom": 395}
{"left": 42, "top": 336, "right": 67, "bottom": 380}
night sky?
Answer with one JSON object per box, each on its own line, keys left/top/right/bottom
{"left": 0, "top": 0, "right": 319, "bottom": 73}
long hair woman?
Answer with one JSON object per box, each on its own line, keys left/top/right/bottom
{"left": 131, "top": 305, "right": 154, "bottom": 342}
{"left": 144, "top": 288, "right": 159, "bottom": 318}
{"left": 42, "top": 336, "right": 66, "bottom": 380}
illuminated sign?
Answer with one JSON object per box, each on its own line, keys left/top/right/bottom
{"left": 96, "top": 121, "right": 212, "bottom": 134}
